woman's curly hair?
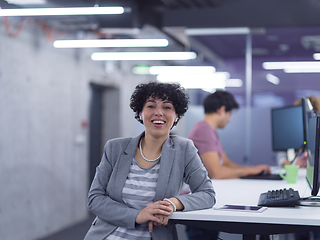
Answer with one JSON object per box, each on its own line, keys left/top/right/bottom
{"left": 130, "top": 81, "right": 189, "bottom": 127}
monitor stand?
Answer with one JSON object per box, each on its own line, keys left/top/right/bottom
{"left": 290, "top": 144, "right": 307, "bottom": 165}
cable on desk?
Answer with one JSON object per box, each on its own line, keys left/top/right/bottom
{"left": 299, "top": 196, "right": 320, "bottom": 206}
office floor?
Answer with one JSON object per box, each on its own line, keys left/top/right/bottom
{"left": 36, "top": 214, "right": 95, "bottom": 240}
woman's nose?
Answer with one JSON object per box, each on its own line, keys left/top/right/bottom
{"left": 154, "top": 107, "right": 163, "bottom": 116}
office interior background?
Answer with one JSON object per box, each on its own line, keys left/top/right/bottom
{"left": 1, "top": 0, "right": 320, "bottom": 239}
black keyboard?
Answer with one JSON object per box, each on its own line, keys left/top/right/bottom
{"left": 258, "top": 188, "right": 301, "bottom": 207}
{"left": 241, "top": 173, "right": 283, "bottom": 180}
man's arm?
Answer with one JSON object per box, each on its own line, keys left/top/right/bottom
{"left": 201, "top": 151, "right": 270, "bottom": 179}
{"left": 222, "top": 152, "right": 245, "bottom": 169}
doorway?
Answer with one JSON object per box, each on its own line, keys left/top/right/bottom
{"left": 89, "top": 83, "right": 120, "bottom": 186}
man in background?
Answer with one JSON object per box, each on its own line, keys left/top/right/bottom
{"left": 188, "top": 90, "right": 270, "bottom": 179}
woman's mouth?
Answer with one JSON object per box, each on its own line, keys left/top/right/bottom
{"left": 152, "top": 120, "right": 165, "bottom": 125}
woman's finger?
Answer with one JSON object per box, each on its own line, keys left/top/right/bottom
{"left": 162, "top": 215, "right": 170, "bottom": 225}
{"left": 148, "top": 221, "right": 153, "bottom": 232}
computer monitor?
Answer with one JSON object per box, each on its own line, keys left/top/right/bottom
{"left": 306, "top": 115, "right": 320, "bottom": 197}
{"left": 302, "top": 97, "right": 316, "bottom": 151}
{"left": 271, "top": 105, "right": 304, "bottom": 151}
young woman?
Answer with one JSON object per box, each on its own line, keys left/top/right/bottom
{"left": 84, "top": 81, "right": 215, "bottom": 240}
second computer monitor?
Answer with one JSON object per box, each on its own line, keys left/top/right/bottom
{"left": 271, "top": 105, "right": 304, "bottom": 151}
{"left": 302, "top": 97, "right": 316, "bottom": 151}
{"left": 306, "top": 115, "right": 320, "bottom": 197}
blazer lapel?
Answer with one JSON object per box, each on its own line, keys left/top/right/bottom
{"left": 154, "top": 136, "right": 175, "bottom": 201}
{"left": 113, "top": 133, "right": 143, "bottom": 202}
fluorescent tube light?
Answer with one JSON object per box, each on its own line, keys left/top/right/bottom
{"left": 5, "top": 0, "right": 46, "bottom": 4}
{"left": 157, "top": 72, "right": 243, "bottom": 89}
{"left": 0, "top": 6, "right": 124, "bottom": 16}
{"left": 262, "top": 62, "right": 287, "bottom": 70}
{"left": 91, "top": 52, "right": 197, "bottom": 61}
{"left": 157, "top": 72, "right": 230, "bottom": 82}
{"left": 181, "top": 80, "right": 226, "bottom": 89}
{"left": 313, "top": 53, "right": 320, "bottom": 60}
{"left": 263, "top": 61, "right": 320, "bottom": 69}
{"left": 53, "top": 39, "right": 169, "bottom": 48}
{"left": 159, "top": 78, "right": 227, "bottom": 89}
{"left": 157, "top": 73, "right": 242, "bottom": 89}
{"left": 284, "top": 68, "right": 320, "bottom": 73}
{"left": 131, "top": 65, "right": 218, "bottom": 76}
{"left": 149, "top": 66, "right": 216, "bottom": 75}
{"left": 156, "top": 72, "right": 230, "bottom": 89}
{"left": 266, "top": 74, "right": 280, "bottom": 85}
{"left": 263, "top": 61, "right": 320, "bottom": 73}
{"left": 185, "top": 27, "right": 250, "bottom": 36}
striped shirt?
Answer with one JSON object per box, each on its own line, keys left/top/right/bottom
{"left": 106, "top": 157, "right": 160, "bottom": 240}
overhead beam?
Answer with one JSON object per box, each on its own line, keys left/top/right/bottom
{"left": 161, "top": 0, "right": 320, "bottom": 28}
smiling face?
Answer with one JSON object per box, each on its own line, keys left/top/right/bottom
{"left": 139, "top": 96, "right": 178, "bottom": 140}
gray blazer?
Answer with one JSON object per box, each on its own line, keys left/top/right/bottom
{"left": 84, "top": 132, "right": 215, "bottom": 240}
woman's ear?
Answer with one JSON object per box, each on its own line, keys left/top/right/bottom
{"left": 175, "top": 114, "right": 178, "bottom": 122}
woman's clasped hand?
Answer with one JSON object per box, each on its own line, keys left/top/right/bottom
{"left": 136, "top": 200, "right": 174, "bottom": 232}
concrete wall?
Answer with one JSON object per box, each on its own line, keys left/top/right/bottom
{"left": 0, "top": 18, "right": 153, "bottom": 240}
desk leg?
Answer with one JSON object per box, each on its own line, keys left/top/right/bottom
{"left": 243, "top": 234, "right": 256, "bottom": 240}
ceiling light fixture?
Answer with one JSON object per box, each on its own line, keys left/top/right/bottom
{"left": 262, "top": 62, "right": 287, "bottom": 70}
{"left": 53, "top": 39, "right": 169, "bottom": 48}
{"left": 0, "top": 6, "right": 125, "bottom": 17}
{"left": 313, "top": 53, "right": 320, "bottom": 60}
{"left": 5, "top": 0, "right": 46, "bottom": 4}
{"left": 156, "top": 72, "right": 231, "bottom": 89}
{"left": 266, "top": 74, "right": 280, "bottom": 85}
{"left": 284, "top": 68, "right": 320, "bottom": 73}
{"left": 159, "top": 78, "right": 226, "bottom": 90}
{"left": 148, "top": 66, "right": 216, "bottom": 75}
{"left": 185, "top": 27, "right": 251, "bottom": 36}
{"left": 263, "top": 61, "right": 320, "bottom": 73}
{"left": 156, "top": 73, "right": 242, "bottom": 89}
{"left": 91, "top": 52, "right": 197, "bottom": 61}
{"left": 131, "top": 65, "right": 217, "bottom": 76}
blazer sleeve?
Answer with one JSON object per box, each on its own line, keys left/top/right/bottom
{"left": 87, "top": 139, "right": 140, "bottom": 229}
{"left": 176, "top": 139, "right": 216, "bottom": 211}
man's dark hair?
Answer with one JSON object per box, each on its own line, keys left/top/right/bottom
{"left": 130, "top": 81, "right": 189, "bottom": 127}
{"left": 203, "top": 90, "right": 239, "bottom": 114}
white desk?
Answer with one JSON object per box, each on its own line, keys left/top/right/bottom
{"left": 171, "top": 168, "right": 320, "bottom": 240}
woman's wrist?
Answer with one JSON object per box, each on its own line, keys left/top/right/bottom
{"left": 163, "top": 198, "right": 177, "bottom": 212}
